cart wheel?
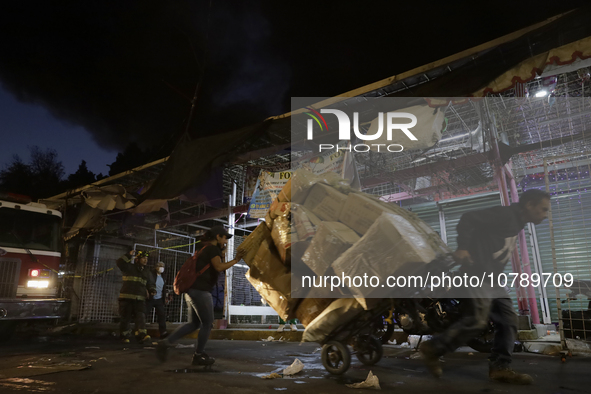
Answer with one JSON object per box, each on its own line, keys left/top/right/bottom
{"left": 356, "top": 335, "right": 383, "bottom": 366}
{"left": 322, "top": 341, "right": 351, "bottom": 375}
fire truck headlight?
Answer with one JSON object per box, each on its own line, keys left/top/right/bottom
{"left": 27, "top": 280, "right": 49, "bottom": 288}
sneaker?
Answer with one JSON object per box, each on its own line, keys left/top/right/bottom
{"left": 289, "top": 324, "right": 298, "bottom": 331}
{"left": 121, "top": 338, "right": 130, "bottom": 344}
{"left": 156, "top": 341, "right": 168, "bottom": 363}
{"left": 277, "top": 325, "right": 286, "bottom": 332}
{"left": 419, "top": 340, "right": 443, "bottom": 378}
{"left": 192, "top": 352, "right": 215, "bottom": 366}
{"left": 489, "top": 367, "right": 533, "bottom": 385}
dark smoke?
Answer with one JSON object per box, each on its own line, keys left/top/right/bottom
{"left": 0, "top": 0, "right": 291, "bottom": 154}
{"left": 0, "top": 1, "right": 583, "bottom": 155}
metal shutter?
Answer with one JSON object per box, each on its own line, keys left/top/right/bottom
{"left": 534, "top": 179, "right": 591, "bottom": 322}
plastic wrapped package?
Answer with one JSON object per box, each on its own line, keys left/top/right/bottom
{"left": 377, "top": 200, "right": 448, "bottom": 254}
{"left": 340, "top": 192, "right": 449, "bottom": 254}
{"left": 302, "top": 298, "right": 365, "bottom": 342}
{"left": 303, "top": 183, "right": 348, "bottom": 222}
{"left": 269, "top": 201, "right": 291, "bottom": 219}
{"left": 264, "top": 211, "right": 273, "bottom": 230}
{"left": 246, "top": 238, "right": 301, "bottom": 318}
{"left": 278, "top": 178, "right": 291, "bottom": 202}
{"left": 271, "top": 216, "right": 295, "bottom": 264}
{"left": 295, "top": 298, "right": 334, "bottom": 327}
{"left": 251, "top": 237, "right": 287, "bottom": 279}
{"left": 292, "top": 204, "right": 322, "bottom": 241}
{"left": 246, "top": 266, "right": 296, "bottom": 320}
{"left": 301, "top": 221, "right": 360, "bottom": 277}
{"left": 291, "top": 168, "right": 354, "bottom": 204}
{"left": 237, "top": 223, "right": 271, "bottom": 267}
{"left": 332, "top": 212, "right": 440, "bottom": 303}
{"left": 291, "top": 169, "right": 320, "bottom": 204}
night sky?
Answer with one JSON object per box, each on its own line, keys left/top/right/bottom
{"left": 0, "top": 1, "right": 586, "bottom": 175}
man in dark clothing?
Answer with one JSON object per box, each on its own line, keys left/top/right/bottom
{"left": 146, "top": 261, "right": 171, "bottom": 338}
{"left": 420, "top": 189, "right": 551, "bottom": 385}
{"left": 117, "top": 250, "right": 156, "bottom": 344}
{"left": 157, "top": 226, "right": 245, "bottom": 366}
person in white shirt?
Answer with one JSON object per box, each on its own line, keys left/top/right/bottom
{"left": 146, "top": 262, "right": 171, "bottom": 338}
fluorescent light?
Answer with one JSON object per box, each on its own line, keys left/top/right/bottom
{"left": 535, "top": 90, "right": 548, "bottom": 97}
{"left": 27, "top": 280, "right": 49, "bottom": 288}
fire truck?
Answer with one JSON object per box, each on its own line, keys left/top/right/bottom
{"left": 0, "top": 193, "right": 69, "bottom": 340}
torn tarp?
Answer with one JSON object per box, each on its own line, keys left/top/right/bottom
{"left": 65, "top": 184, "right": 137, "bottom": 240}
{"left": 141, "top": 118, "right": 290, "bottom": 202}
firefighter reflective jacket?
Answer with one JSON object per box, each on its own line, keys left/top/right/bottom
{"left": 116, "top": 252, "right": 156, "bottom": 300}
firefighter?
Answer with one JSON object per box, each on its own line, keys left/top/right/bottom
{"left": 116, "top": 249, "right": 156, "bottom": 344}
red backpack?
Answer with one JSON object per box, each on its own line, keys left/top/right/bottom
{"left": 173, "top": 243, "right": 211, "bottom": 295}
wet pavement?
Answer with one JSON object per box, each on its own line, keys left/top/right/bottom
{"left": 1, "top": 336, "right": 590, "bottom": 393}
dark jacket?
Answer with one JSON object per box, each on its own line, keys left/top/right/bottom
{"left": 148, "top": 268, "right": 170, "bottom": 301}
{"left": 116, "top": 252, "right": 156, "bottom": 301}
{"left": 456, "top": 203, "right": 525, "bottom": 275}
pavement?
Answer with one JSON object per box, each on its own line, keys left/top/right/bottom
{"left": 1, "top": 335, "right": 590, "bottom": 394}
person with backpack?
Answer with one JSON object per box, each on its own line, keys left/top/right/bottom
{"left": 156, "top": 226, "right": 245, "bottom": 366}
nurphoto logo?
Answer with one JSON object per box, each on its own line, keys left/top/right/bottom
{"left": 305, "top": 108, "right": 419, "bottom": 153}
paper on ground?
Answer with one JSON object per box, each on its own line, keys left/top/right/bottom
{"left": 345, "top": 371, "right": 381, "bottom": 390}
{"left": 283, "top": 359, "right": 304, "bottom": 376}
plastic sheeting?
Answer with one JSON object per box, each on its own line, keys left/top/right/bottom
{"left": 302, "top": 298, "right": 364, "bottom": 343}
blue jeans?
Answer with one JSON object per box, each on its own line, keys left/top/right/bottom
{"left": 166, "top": 289, "right": 214, "bottom": 354}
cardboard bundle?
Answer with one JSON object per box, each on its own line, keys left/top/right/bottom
{"left": 239, "top": 169, "right": 348, "bottom": 327}
{"left": 295, "top": 298, "right": 334, "bottom": 327}
{"left": 239, "top": 167, "right": 449, "bottom": 341}
{"left": 340, "top": 192, "right": 447, "bottom": 253}
{"left": 237, "top": 223, "right": 272, "bottom": 267}
{"left": 332, "top": 212, "right": 439, "bottom": 301}
{"left": 291, "top": 169, "right": 353, "bottom": 204}
{"left": 244, "top": 236, "right": 298, "bottom": 319}
{"left": 303, "top": 183, "right": 348, "bottom": 222}
{"left": 292, "top": 204, "right": 322, "bottom": 241}
{"left": 301, "top": 221, "right": 360, "bottom": 277}
{"left": 301, "top": 298, "right": 365, "bottom": 343}
{"left": 271, "top": 216, "right": 296, "bottom": 264}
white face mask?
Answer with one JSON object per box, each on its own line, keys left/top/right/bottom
{"left": 158, "top": 267, "right": 164, "bottom": 273}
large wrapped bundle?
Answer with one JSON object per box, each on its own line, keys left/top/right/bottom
{"left": 292, "top": 204, "right": 322, "bottom": 241}
{"left": 245, "top": 237, "right": 299, "bottom": 319}
{"left": 301, "top": 221, "right": 360, "bottom": 277}
{"left": 302, "top": 298, "right": 365, "bottom": 342}
{"left": 271, "top": 216, "right": 297, "bottom": 264}
{"left": 291, "top": 169, "right": 353, "bottom": 204}
{"left": 239, "top": 166, "right": 448, "bottom": 338}
{"left": 303, "top": 183, "right": 348, "bottom": 222}
{"left": 332, "top": 212, "right": 441, "bottom": 302}
{"left": 295, "top": 298, "right": 334, "bottom": 327}
{"left": 246, "top": 267, "right": 293, "bottom": 320}
{"left": 237, "top": 223, "right": 271, "bottom": 267}
{"left": 340, "top": 192, "right": 448, "bottom": 254}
